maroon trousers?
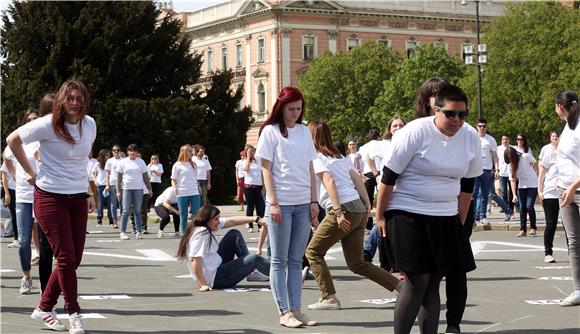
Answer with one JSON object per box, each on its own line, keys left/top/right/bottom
{"left": 34, "top": 188, "right": 87, "bottom": 314}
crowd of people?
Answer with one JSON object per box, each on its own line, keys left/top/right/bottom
{"left": 2, "top": 78, "right": 579, "bottom": 334}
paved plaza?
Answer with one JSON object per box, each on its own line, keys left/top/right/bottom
{"left": 1, "top": 205, "right": 579, "bottom": 333}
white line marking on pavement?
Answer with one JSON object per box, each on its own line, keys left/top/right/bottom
{"left": 96, "top": 240, "right": 121, "bottom": 243}
{"left": 56, "top": 313, "right": 106, "bottom": 319}
{"left": 0, "top": 269, "right": 15, "bottom": 273}
{"left": 87, "top": 231, "right": 103, "bottom": 234}
{"left": 247, "top": 246, "right": 336, "bottom": 260}
{"left": 471, "top": 241, "right": 567, "bottom": 256}
{"left": 534, "top": 266, "right": 571, "bottom": 269}
{"left": 476, "top": 315, "right": 533, "bottom": 333}
{"left": 175, "top": 274, "right": 193, "bottom": 278}
{"left": 524, "top": 299, "right": 563, "bottom": 305}
{"left": 222, "top": 288, "right": 271, "bottom": 292}
{"left": 80, "top": 295, "right": 132, "bottom": 300}
{"left": 359, "top": 298, "right": 397, "bottom": 305}
{"left": 539, "top": 276, "right": 572, "bottom": 280}
{"left": 84, "top": 249, "right": 175, "bottom": 261}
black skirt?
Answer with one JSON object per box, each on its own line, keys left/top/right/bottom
{"left": 386, "top": 210, "right": 476, "bottom": 275}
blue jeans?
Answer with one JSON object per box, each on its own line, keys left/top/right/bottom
{"left": 473, "top": 170, "right": 492, "bottom": 220}
{"left": 489, "top": 186, "right": 512, "bottom": 215}
{"left": 176, "top": 195, "right": 201, "bottom": 233}
{"left": 16, "top": 202, "right": 33, "bottom": 273}
{"left": 109, "top": 185, "right": 121, "bottom": 223}
{"left": 213, "top": 230, "right": 270, "bottom": 288}
{"left": 96, "top": 185, "right": 112, "bottom": 224}
{"left": 498, "top": 176, "right": 515, "bottom": 212}
{"left": 364, "top": 224, "right": 381, "bottom": 258}
{"left": 517, "top": 187, "right": 537, "bottom": 232}
{"left": 121, "top": 189, "right": 143, "bottom": 233}
{"left": 266, "top": 203, "right": 311, "bottom": 313}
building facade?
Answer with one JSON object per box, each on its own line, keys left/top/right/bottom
{"left": 177, "top": 0, "right": 507, "bottom": 144}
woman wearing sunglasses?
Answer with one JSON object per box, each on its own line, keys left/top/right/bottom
{"left": 375, "top": 85, "right": 480, "bottom": 334}
{"left": 504, "top": 146, "right": 538, "bottom": 237}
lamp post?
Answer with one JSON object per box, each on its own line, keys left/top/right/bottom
{"left": 461, "top": 0, "right": 487, "bottom": 120}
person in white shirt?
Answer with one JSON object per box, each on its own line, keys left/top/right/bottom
{"left": 538, "top": 131, "right": 560, "bottom": 264}
{"left": 375, "top": 85, "right": 481, "bottom": 334}
{"left": 255, "top": 87, "right": 319, "bottom": 328}
{"left": 176, "top": 205, "right": 269, "bottom": 292}
{"left": 148, "top": 154, "right": 164, "bottom": 207}
{"left": 515, "top": 133, "right": 533, "bottom": 155}
{"left": 171, "top": 144, "right": 201, "bottom": 234}
{"left": 116, "top": 144, "right": 152, "bottom": 240}
{"left": 7, "top": 80, "right": 97, "bottom": 333}
{"left": 1, "top": 159, "right": 18, "bottom": 247}
{"left": 243, "top": 145, "right": 265, "bottom": 232}
{"left": 305, "top": 121, "right": 400, "bottom": 311}
{"left": 554, "top": 90, "right": 580, "bottom": 307}
{"left": 359, "top": 129, "right": 382, "bottom": 231}
{"left": 192, "top": 144, "right": 212, "bottom": 206}
{"left": 347, "top": 140, "right": 362, "bottom": 175}
{"left": 497, "top": 134, "right": 516, "bottom": 214}
{"left": 154, "top": 186, "right": 180, "bottom": 237}
{"left": 235, "top": 151, "right": 246, "bottom": 212}
{"left": 105, "top": 145, "right": 123, "bottom": 228}
{"left": 505, "top": 146, "right": 538, "bottom": 237}
{"left": 92, "top": 149, "right": 112, "bottom": 226}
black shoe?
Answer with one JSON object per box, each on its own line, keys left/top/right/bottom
{"left": 445, "top": 325, "right": 461, "bottom": 333}
{"left": 363, "top": 251, "right": 373, "bottom": 263}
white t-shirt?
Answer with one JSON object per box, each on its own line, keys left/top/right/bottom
{"left": 556, "top": 119, "right": 580, "bottom": 189}
{"left": 87, "top": 158, "right": 97, "bottom": 181}
{"left": 515, "top": 146, "right": 533, "bottom": 155}
{"left": 359, "top": 140, "right": 383, "bottom": 175}
{"left": 235, "top": 159, "right": 245, "bottom": 179}
{"left": 255, "top": 123, "right": 316, "bottom": 205}
{"left": 244, "top": 158, "right": 263, "bottom": 186}
{"left": 187, "top": 218, "right": 226, "bottom": 288}
{"left": 105, "top": 157, "right": 122, "bottom": 185}
{"left": 193, "top": 156, "right": 212, "bottom": 181}
{"left": 149, "top": 163, "right": 164, "bottom": 183}
{"left": 379, "top": 139, "right": 395, "bottom": 172}
{"left": 496, "top": 145, "right": 511, "bottom": 177}
{"left": 5, "top": 143, "right": 39, "bottom": 203}
{"left": 0, "top": 161, "right": 15, "bottom": 190}
{"left": 117, "top": 157, "right": 148, "bottom": 190}
{"left": 171, "top": 161, "right": 199, "bottom": 197}
{"left": 92, "top": 162, "right": 107, "bottom": 186}
{"left": 154, "top": 186, "right": 177, "bottom": 207}
{"left": 18, "top": 115, "right": 96, "bottom": 194}
{"left": 313, "top": 153, "right": 360, "bottom": 210}
{"left": 540, "top": 147, "right": 559, "bottom": 199}
{"left": 539, "top": 144, "right": 551, "bottom": 162}
{"left": 509, "top": 153, "right": 538, "bottom": 188}
{"left": 478, "top": 134, "right": 497, "bottom": 170}
{"left": 386, "top": 116, "right": 483, "bottom": 216}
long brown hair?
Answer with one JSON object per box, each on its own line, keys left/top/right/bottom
{"left": 20, "top": 109, "right": 38, "bottom": 126}
{"left": 309, "top": 120, "right": 342, "bottom": 158}
{"left": 556, "top": 90, "right": 579, "bottom": 130}
{"left": 504, "top": 146, "right": 521, "bottom": 179}
{"left": 384, "top": 116, "right": 406, "bottom": 140}
{"left": 259, "top": 87, "right": 305, "bottom": 138}
{"left": 39, "top": 93, "right": 56, "bottom": 116}
{"left": 97, "top": 149, "right": 109, "bottom": 169}
{"left": 176, "top": 205, "right": 221, "bottom": 263}
{"left": 515, "top": 133, "right": 529, "bottom": 153}
{"left": 51, "top": 80, "right": 89, "bottom": 144}
{"left": 415, "top": 77, "right": 450, "bottom": 118}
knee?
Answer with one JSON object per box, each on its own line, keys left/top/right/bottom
{"left": 346, "top": 259, "right": 366, "bottom": 275}
{"left": 305, "top": 246, "right": 323, "bottom": 262}
{"left": 225, "top": 229, "right": 242, "bottom": 239}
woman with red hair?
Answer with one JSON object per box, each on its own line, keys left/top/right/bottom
{"left": 255, "top": 87, "right": 319, "bottom": 328}
{"left": 7, "top": 80, "right": 97, "bottom": 334}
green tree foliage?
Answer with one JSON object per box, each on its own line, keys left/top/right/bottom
{"left": 369, "top": 45, "right": 466, "bottom": 128}
{"left": 2, "top": 1, "right": 253, "bottom": 203}
{"left": 299, "top": 42, "right": 402, "bottom": 142}
{"left": 459, "top": 2, "right": 580, "bottom": 151}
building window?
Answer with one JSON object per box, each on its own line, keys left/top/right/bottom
{"left": 257, "top": 38, "right": 265, "bottom": 63}
{"left": 257, "top": 82, "right": 265, "bottom": 114}
{"left": 461, "top": 42, "right": 473, "bottom": 62}
{"left": 347, "top": 38, "right": 360, "bottom": 51}
{"left": 433, "top": 40, "right": 448, "bottom": 51}
{"left": 406, "top": 40, "right": 418, "bottom": 58}
{"left": 236, "top": 44, "right": 242, "bottom": 68}
{"left": 378, "top": 38, "right": 391, "bottom": 47}
{"left": 303, "top": 34, "right": 316, "bottom": 60}
{"left": 221, "top": 46, "right": 228, "bottom": 70}
{"left": 206, "top": 48, "right": 213, "bottom": 72}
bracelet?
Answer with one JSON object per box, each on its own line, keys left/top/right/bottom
{"left": 269, "top": 202, "right": 279, "bottom": 206}
{"left": 254, "top": 216, "right": 260, "bottom": 223}
{"left": 311, "top": 201, "right": 318, "bottom": 204}
{"left": 333, "top": 208, "right": 344, "bottom": 216}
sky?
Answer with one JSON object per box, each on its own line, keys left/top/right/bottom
{"left": 0, "top": 0, "right": 229, "bottom": 15}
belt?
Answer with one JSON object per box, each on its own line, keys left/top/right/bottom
{"left": 483, "top": 169, "right": 492, "bottom": 172}
{"left": 36, "top": 187, "right": 90, "bottom": 199}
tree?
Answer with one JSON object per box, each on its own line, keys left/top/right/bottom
{"left": 369, "top": 45, "right": 466, "bottom": 129}
{"left": 299, "top": 42, "right": 402, "bottom": 142}
{"left": 459, "top": 1, "right": 580, "bottom": 151}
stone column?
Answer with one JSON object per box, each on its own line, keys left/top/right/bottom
{"left": 281, "top": 28, "right": 291, "bottom": 87}
{"left": 245, "top": 34, "right": 252, "bottom": 107}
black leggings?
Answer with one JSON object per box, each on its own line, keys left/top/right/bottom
{"left": 1, "top": 188, "right": 18, "bottom": 240}
{"left": 244, "top": 186, "right": 265, "bottom": 228}
{"left": 155, "top": 204, "right": 179, "bottom": 232}
{"left": 37, "top": 225, "right": 54, "bottom": 293}
{"left": 395, "top": 272, "right": 443, "bottom": 334}
{"left": 543, "top": 198, "right": 560, "bottom": 256}
{"left": 364, "top": 172, "right": 377, "bottom": 230}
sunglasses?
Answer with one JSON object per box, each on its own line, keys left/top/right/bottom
{"left": 112, "top": 149, "right": 120, "bottom": 152}
{"left": 477, "top": 124, "right": 487, "bottom": 128}
{"left": 436, "top": 106, "right": 469, "bottom": 120}
{"left": 517, "top": 138, "right": 524, "bottom": 141}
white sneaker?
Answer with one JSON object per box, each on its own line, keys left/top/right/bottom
{"left": 246, "top": 270, "right": 269, "bottom": 282}
{"left": 135, "top": 232, "right": 142, "bottom": 239}
{"left": 308, "top": 297, "right": 341, "bottom": 310}
{"left": 544, "top": 255, "right": 556, "bottom": 263}
{"left": 30, "top": 308, "right": 66, "bottom": 331}
{"left": 561, "top": 291, "right": 580, "bottom": 307}
{"left": 7, "top": 240, "right": 20, "bottom": 248}
{"left": 68, "top": 312, "right": 84, "bottom": 334}
{"left": 157, "top": 230, "right": 164, "bottom": 238}
{"left": 19, "top": 276, "right": 32, "bottom": 294}
{"left": 119, "top": 233, "right": 130, "bottom": 240}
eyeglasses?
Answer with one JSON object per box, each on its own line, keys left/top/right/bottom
{"left": 112, "top": 149, "right": 120, "bottom": 152}
{"left": 517, "top": 138, "right": 524, "bottom": 141}
{"left": 477, "top": 124, "right": 487, "bottom": 128}
{"left": 436, "top": 106, "right": 469, "bottom": 120}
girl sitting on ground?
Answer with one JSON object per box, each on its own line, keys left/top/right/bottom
{"left": 177, "top": 205, "right": 270, "bottom": 292}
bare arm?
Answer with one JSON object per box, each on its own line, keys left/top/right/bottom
{"left": 511, "top": 180, "right": 518, "bottom": 203}
{"left": 261, "top": 159, "right": 281, "bottom": 224}
{"left": 3, "top": 154, "right": 15, "bottom": 179}
{"left": 320, "top": 171, "right": 350, "bottom": 232}
{"left": 366, "top": 153, "right": 379, "bottom": 177}
{"left": 492, "top": 151, "right": 500, "bottom": 179}
{"left": 375, "top": 183, "right": 394, "bottom": 237}
{"left": 256, "top": 225, "right": 268, "bottom": 256}
{"left": 143, "top": 172, "right": 152, "bottom": 194}
{"left": 350, "top": 169, "right": 371, "bottom": 210}
{"left": 116, "top": 172, "right": 123, "bottom": 198}
{"left": 222, "top": 216, "right": 265, "bottom": 229}
{"left": 191, "top": 257, "right": 210, "bottom": 291}
{"left": 171, "top": 178, "right": 179, "bottom": 196}
{"left": 162, "top": 200, "right": 179, "bottom": 215}
{"left": 309, "top": 161, "right": 319, "bottom": 223}
{"left": 6, "top": 131, "right": 36, "bottom": 185}
{"left": 243, "top": 158, "right": 251, "bottom": 172}
{"left": 537, "top": 164, "right": 547, "bottom": 202}
{"left": 561, "top": 178, "right": 580, "bottom": 208}
{"left": 1, "top": 171, "right": 10, "bottom": 207}
{"left": 206, "top": 170, "right": 211, "bottom": 191}
{"left": 458, "top": 192, "right": 472, "bottom": 225}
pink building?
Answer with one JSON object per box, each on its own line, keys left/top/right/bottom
{"left": 176, "top": 0, "right": 506, "bottom": 144}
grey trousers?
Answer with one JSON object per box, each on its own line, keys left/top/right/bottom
{"left": 560, "top": 189, "right": 580, "bottom": 291}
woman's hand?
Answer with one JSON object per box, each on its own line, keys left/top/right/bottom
{"left": 198, "top": 285, "right": 212, "bottom": 292}
{"left": 512, "top": 194, "right": 518, "bottom": 204}
{"left": 3, "top": 192, "right": 10, "bottom": 207}
{"left": 561, "top": 187, "right": 575, "bottom": 207}
{"left": 538, "top": 192, "right": 545, "bottom": 203}
{"left": 270, "top": 203, "right": 282, "bottom": 224}
{"left": 25, "top": 172, "right": 36, "bottom": 187}
{"left": 87, "top": 197, "right": 96, "bottom": 212}
{"left": 376, "top": 218, "right": 387, "bottom": 238}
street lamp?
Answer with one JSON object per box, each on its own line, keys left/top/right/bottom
{"left": 461, "top": 0, "right": 487, "bottom": 120}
